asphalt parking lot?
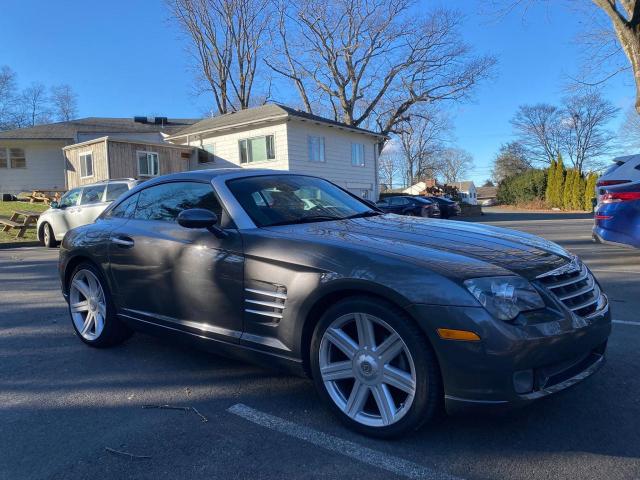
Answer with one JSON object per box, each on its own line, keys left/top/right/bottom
{"left": 1, "top": 210, "right": 639, "bottom": 480}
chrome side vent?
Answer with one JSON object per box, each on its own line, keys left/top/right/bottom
{"left": 536, "top": 259, "right": 603, "bottom": 317}
{"left": 244, "top": 287, "right": 287, "bottom": 321}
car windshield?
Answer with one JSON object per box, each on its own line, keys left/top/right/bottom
{"left": 226, "top": 175, "right": 379, "bottom": 227}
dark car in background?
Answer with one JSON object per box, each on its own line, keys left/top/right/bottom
{"left": 375, "top": 195, "right": 440, "bottom": 217}
{"left": 59, "top": 169, "right": 611, "bottom": 438}
{"left": 593, "top": 180, "right": 640, "bottom": 248}
{"left": 423, "top": 196, "right": 461, "bottom": 219}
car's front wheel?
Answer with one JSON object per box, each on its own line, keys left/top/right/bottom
{"left": 68, "top": 262, "right": 132, "bottom": 347}
{"left": 310, "top": 296, "right": 442, "bottom": 438}
{"left": 41, "top": 222, "right": 57, "bottom": 248}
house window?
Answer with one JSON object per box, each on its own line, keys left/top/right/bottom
{"left": 308, "top": 136, "right": 325, "bottom": 162}
{"left": 80, "top": 152, "right": 93, "bottom": 178}
{"left": 351, "top": 143, "right": 364, "bottom": 167}
{"left": 0, "top": 149, "right": 6, "bottom": 168}
{"left": 239, "top": 135, "right": 275, "bottom": 164}
{"left": 198, "top": 144, "right": 215, "bottom": 164}
{"left": 9, "top": 148, "right": 26, "bottom": 168}
{"left": 137, "top": 151, "right": 159, "bottom": 177}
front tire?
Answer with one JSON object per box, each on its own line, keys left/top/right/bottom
{"left": 310, "top": 296, "right": 442, "bottom": 438}
{"left": 41, "top": 222, "right": 57, "bottom": 248}
{"left": 68, "top": 262, "right": 132, "bottom": 348}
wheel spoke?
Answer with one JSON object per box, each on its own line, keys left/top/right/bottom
{"left": 320, "top": 361, "right": 354, "bottom": 382}
{"left": 371, "top": 384, "right": 396, "bottom": 426}
{"left": 325, "top": 327, "right": 358, "bottom": 358}
{"left": 72, "top": 279, "right": 91, "bottom": 299}
{"left": 345, "top": 380, "right": 369, "bottom": 417}
{"left": 81, "top": 312, "right": 95, "bottom": 335}
{"left": 383, "top": 365, "right": 416, "bottom": 394}
{"left": 375, "top": 333, "right": 403, "bottom": 364}
{"left": 70, "top": 300, "right": 89, "bottom": 313}
{"left": 86, "top": 274, "right": 99, "bottom": 297}
{"left": 94, "top": 312, "right": 105, "bottom": 335}
{"left": 355, "top": 313, "right": 376, "bottom": 349}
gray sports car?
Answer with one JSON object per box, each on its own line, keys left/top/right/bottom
{"left": 59, "top": 169, "right": 611, "bottom": 438}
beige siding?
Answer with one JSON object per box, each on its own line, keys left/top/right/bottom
{"left": 64, "top": 139, "right": 193, "bottom": 189}
{"left": 0, "top": 140, "right": 68, "bottom": 194}
{"left": 185, "top": 122, "right": 289, "bottom": 171}
{"left": 65, "top": 140, "right": 108, "bottom": 189}
{"left": 107, "top": 141, "right": 191, "bottom": 179}
{"left": 285, "top": 120, "right": 379, "bottom": 199}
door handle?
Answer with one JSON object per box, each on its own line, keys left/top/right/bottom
{"left": 111, "top": 236, "right": 134, "bottom": 248}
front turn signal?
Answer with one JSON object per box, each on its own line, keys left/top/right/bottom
{"left": 437, "top": 328, "right": 481, "bottom": 342}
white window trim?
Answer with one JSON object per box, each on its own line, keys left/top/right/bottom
{"left": 238, "top": 134, "right": 276, "bottom": 164}
{"left": 351, "top": 143, "right": 365, "bottom": 167}
{"left": 307, "top": 135, "right": 326, "bottom": 163}
{"left": 79, "top": 151, "right": 94, "bottom": 179}
{"left": 137, "top": 150, "right": 160, "bottom": 177}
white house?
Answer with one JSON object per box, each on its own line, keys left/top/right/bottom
{"left": 451, "top": 181, "right": 477, "bottom": 205}
{"left": 0, "top": 117, "right": 196, "bottom": 194}
{"left": 167, "top": 104, "right": 386, "bottom": 200}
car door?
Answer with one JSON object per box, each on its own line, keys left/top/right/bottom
{"left": 107, "top": 180, "right": 244, "bottom": 342}
{"left": 76, "top": 184, "right": 109, "bottom": 228}
{"left": 51, "top": 188, "right": 82, "bottom": 238}
{"left": 387, "top": 197, "right": 406, "bottom": 214}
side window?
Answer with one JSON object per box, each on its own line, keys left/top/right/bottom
{"left": 59, "top": 188, "right": 81, "bottom": 208}
{"left": 108, "top": 193, "right": 139, "bottom": 219}
{"left": 105, "top": 183, "right": 130, "bottom": 202}
{"left": 80, "top": 153, "right": 93, "bottom": 178}
{"left": 80, "top": 185, "right": 106, "bottom": 205}
{"left": 134, "top": 182, "right": 222, "bottom": 223}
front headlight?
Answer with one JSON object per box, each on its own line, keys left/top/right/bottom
{"left": 464, "top": 276, "right": 545, "bottom": 321}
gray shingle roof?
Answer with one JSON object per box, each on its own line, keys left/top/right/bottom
{"left": 0, "top": 117, "right": 199, "bottom": 140}
{"left": 168, "top": 104, "right": 385, "bottom": 139}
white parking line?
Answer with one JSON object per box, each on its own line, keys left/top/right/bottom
{"left": 227, "top": 403, "right": 462, "bottom": 480}
{"left": 613, "top": 319, "right": 640, "bottom": 326}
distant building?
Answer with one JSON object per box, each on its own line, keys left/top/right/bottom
{"left": 448, "top": 181, "right": 477, "bottom": 205}
{"left": 477, "top": 186, "right": 498, "bottom": 206}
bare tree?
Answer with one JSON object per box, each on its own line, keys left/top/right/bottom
{"left": 561, "top": 90, "right": 619, "bottom": 173}
{"left": 18, "top": 83, "right": 51, "bottom": 127}
{"left": 270, "top": 0, "right": 495, "bottom": 139}
{"left": 169, "top": 0, "right": 270, "bottom": 114}
{"left": 438, "top": 148, "right": 474, "bottom": 184}
{"left": 50, "top": 84, "right": 78, "bottom": 121}
{"left": 619, "top": 104, "right": 640, "bottom": 151}
{"left": 378, "top": 148, "right": 403, "bottom": 190}
{"left": 511, "top": 104, "right": 563, "bottom": 164}
{"left": 492, "top": 141, "right": 532, "bottom": 182}
{"left": 0, "top": 66, "right": 18, "bottom": 130}
{"left": 396, "top": 109, "right": 451, "bottom": 186}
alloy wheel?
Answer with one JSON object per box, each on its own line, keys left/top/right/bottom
{"left": 69, "top": 269, "right": 107, "bottom": 341}
{"left": 319, "top": 313, "right": 417, "bottom": 427}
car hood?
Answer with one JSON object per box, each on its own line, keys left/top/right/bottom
{"left": 265, "top": 214, "right": 572, "bottom": 280}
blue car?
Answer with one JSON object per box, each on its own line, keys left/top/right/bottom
{"left": 593, "top": 180, "right": 640, "bottom": 248}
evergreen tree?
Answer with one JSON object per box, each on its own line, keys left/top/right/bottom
{"left": 572, "top": 172, "right": 585, "bottom": 210}
{"left": 584, "top": 173, "right": 598, "bottom": 211}
{"left": 552, "top": 154, "right": 565, "bottom": 208}
{"left": 563, "top": 169, "right": 574, "bottom": 210}
{"left": 545, "top": 159, "right": 556, "bottom": 205}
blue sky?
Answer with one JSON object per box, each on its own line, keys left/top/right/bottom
{"left": 0, "top": 0, "right": 633, "bottom": 185}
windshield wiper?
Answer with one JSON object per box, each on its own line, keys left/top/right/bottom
{"left": 267, "top": 215, "right": 342, "bottom": 227}
{"left": 341, "top": 211, "right": 382, "bottom": 220}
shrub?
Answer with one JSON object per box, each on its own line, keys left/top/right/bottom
{"left": 497, "top": 168, "right": 547, "bottom": 205}
{"left": 584, "top": 172, "right": 598, "bottom": 211}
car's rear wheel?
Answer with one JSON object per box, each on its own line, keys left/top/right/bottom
{"left": 310, "top": 296, "right": 442, "bottom": 438}
{"left": 68, "top": 262, "right": 132, "bottom": 347}
{"left": 41, "top": 222, "right": 57, "bottom": 248}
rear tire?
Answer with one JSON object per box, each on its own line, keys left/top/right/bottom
{"left": 68, "top": 262, "right": 132, "bottom": 348}
{"left": 41, "top": 222, "right": 57, "bottom": 248}
{"left": 310, "top": 296, "right": 442, "bottom": 438}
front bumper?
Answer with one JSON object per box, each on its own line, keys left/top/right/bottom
{"left": 407, "top": 298, "right": 611, "bottom": 413}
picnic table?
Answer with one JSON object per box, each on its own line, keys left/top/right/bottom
{"left": 0, "top": 209, "right": 42, "bottom": 238}
{"left": 27, "top": 190, "right": 64, "bottom": 205}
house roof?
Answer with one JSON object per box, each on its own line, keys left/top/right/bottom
{"left": 477, "top": 186, "right": 498, "bottom": 198}
{"left": 167, "top": 104, "right": 386, "bottom": 140}
{"left": 62, "top": 136, "right": 195, "bottom": 151}
{"left": 0, "top": 117, "right": 199, "bottom": 140}
{"left": 450, "top": 181, "right": 475, "bottom": 192}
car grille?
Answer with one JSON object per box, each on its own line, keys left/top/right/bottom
{"left": 536, "top": 259, "right": 603, "bottom": 317}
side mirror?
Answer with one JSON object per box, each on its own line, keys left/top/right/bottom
{"left": 50, "top": 201, "right": 59, "bottom": 209}
{"left": 177, "top": 208, "right": 228, "bottom": 238}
